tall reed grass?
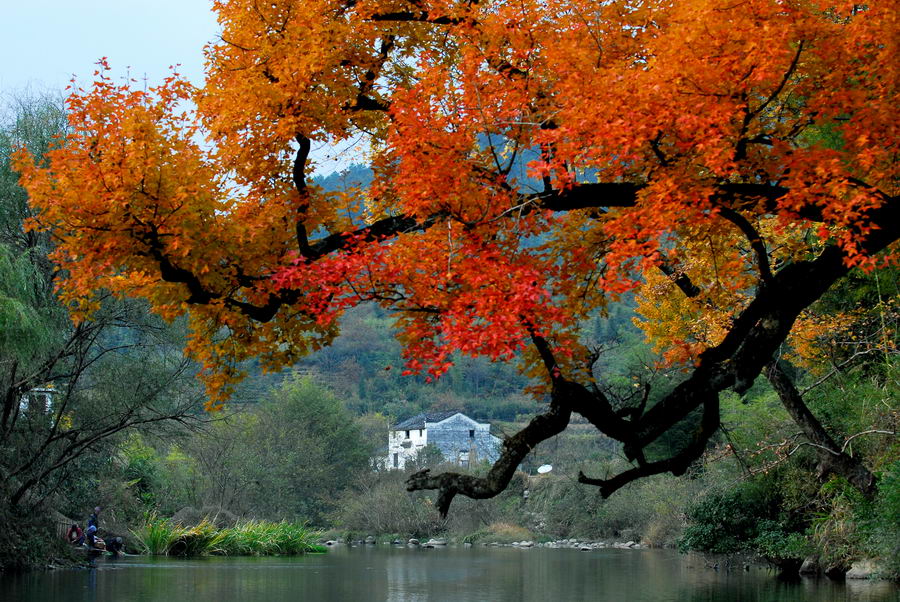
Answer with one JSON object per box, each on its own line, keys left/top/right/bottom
{"left": 131, "top": 515, "right": 325, "bottom": 556}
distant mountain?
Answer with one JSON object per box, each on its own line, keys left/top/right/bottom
{"left": 313, "top": 164, "right": 373, "bottom": 192}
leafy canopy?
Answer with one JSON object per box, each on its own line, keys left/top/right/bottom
{"left": 16, "top": 0, "right": 897, "bottom": 400}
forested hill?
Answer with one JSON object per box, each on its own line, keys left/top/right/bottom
{"left": 231, "top": 165, "right": 647, "bottom": 424}
{"left": 314, "top": 151, "right": 548, "bottom": 196}
{"left": 234, "top": 300, "right": 646, "bottom": 424}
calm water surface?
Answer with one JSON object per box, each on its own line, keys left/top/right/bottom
{"left": 4, "top": 546, "right": 898, "bottom": 601}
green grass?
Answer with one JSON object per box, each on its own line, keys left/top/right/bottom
{"left": 131, "top": 515, "right": 325, "bottom": 556}
{"left": 131, "top": 514, "right": 182, "bottom": 555}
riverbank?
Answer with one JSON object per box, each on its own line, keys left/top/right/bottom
{"left": 319, "top": 532, "right": 897, "bottom": 582}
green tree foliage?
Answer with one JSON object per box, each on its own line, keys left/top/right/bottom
{"left": 253, "top": 377, "right": 370, "bottom": 521}
{"left": 174, "top": 377, "right": 370, "bottom": 525}
{"left": 0, "top": 246, "right": 59, "bottom": 374}
{"left": 409, "top": 444, "right": 446, "bottom": 472}
{"left": 299, "top": 304, "right": 537, "bottom": 421}
{"left": 863, "top": 460, "right": 900, "bottom": 576}
{"left": 0, "top": 93, "right": 67, "bottom": 399}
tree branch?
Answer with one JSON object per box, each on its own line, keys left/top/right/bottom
{"left": 407, "top": 390, "right": 572, "bottom": 517}
{"left": 578, "top": 391, "right": 719, "bottom": 497}
{"left": 293, "top": 134, "right": 313, "bottom": 258}
{"left": 368, "top": 12, "right": 463, "bottom": 25}
{"left": 765, "top": 360, "right": 876, "bottom": 497}
{"left": 137, "top": 178, "right": 839, "bottom": 324}
{"left": 717, "top": 206, "right": 773, "bottom": 286}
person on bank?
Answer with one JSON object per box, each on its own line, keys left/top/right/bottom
{"left": 107, "top": 537, "right": 124, "bottom": 555}
{"left": 87, "top": 507, "right": 100, "bottom": 531}
{"left": 65, "top": 524, "right": 84, "bottom": 546}
{"left": 86, "top": 507, "right": 105, "bottom": 549}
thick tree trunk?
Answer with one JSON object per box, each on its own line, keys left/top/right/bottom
{"left": 765, "top": 361, "right": 876, "bottom": 498}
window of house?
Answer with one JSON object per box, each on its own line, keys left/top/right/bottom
{"left": 393, "top": 453, "right": 399, "bottom": 468}
{"left": 419, "top": 429, "right": 423, "bottom": 437}
{"left": 469, "top": 429, "right": 475, "bottom": 438}
{"left": 405, "top": 430, "right": 410, "bottom": 439}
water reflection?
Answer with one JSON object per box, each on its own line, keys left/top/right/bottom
{"left": 86, "top": 567, "right": 96, "bottom": 601}
{"left": 4, "top": 547, "right": 897, "bottom": 602}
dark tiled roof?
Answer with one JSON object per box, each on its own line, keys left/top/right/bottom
{"left": 392, "top": 411, "right": 462, "bottom": 430}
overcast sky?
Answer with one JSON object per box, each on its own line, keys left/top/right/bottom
{"left": 0, "top": 1, "right": 359, "bottom": 174}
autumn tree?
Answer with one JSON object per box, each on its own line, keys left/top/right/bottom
{"left": 0, "top": 94, "right": 206, "bottom": 516}
{"left": 16, "top": 0, "right": 898, "bottom": 514}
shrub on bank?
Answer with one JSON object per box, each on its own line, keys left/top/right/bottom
{"left": 468, "top": 522, "right": 534, "bottom": 544}
{"left": 131, "top": 514, "right": 182, "bottom": 555}
{"left": 335, "top": 470, "right": 448, "bottom": 537}
{"left": 815, "top": 461, "right": 900, "bottom": 580}
{"left": 335, "top": 466, "right": 530, "bottom": 540}
{"left": 678, "top": 473, "right": 814, "bottom": 572}
{"left": 524, "top": 465, "right": 699, "bottom": 546}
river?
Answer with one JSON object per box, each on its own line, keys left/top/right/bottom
{"left": 4, "top": 546, "right": 897, "bottom": 601}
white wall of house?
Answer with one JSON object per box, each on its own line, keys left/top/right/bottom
{"left": 19, "top": 387, "right": 55, "bottom": 414}
{"left": 387, "top": 426, "right": 427, "bottom": 470}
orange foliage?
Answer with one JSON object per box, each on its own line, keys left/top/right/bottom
{"left": 15, "top": 0, "right": 899, "bottom": 405}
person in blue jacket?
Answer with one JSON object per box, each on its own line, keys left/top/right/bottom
{"left": 86, "top": 507, "right": 101, "bottom": 547}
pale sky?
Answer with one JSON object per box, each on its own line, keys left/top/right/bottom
{"left": 1, "top": 1, "right": 219, "bottom": 92}
{"left": 0, "top": 1, "right": 359, "bottom": 173}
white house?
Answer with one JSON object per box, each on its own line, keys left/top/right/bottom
{"left": 19, "top": 386, "right": 56, "bottom": 414}
{"left": 387, "top": 411, "right": 501, "bottom": 470}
